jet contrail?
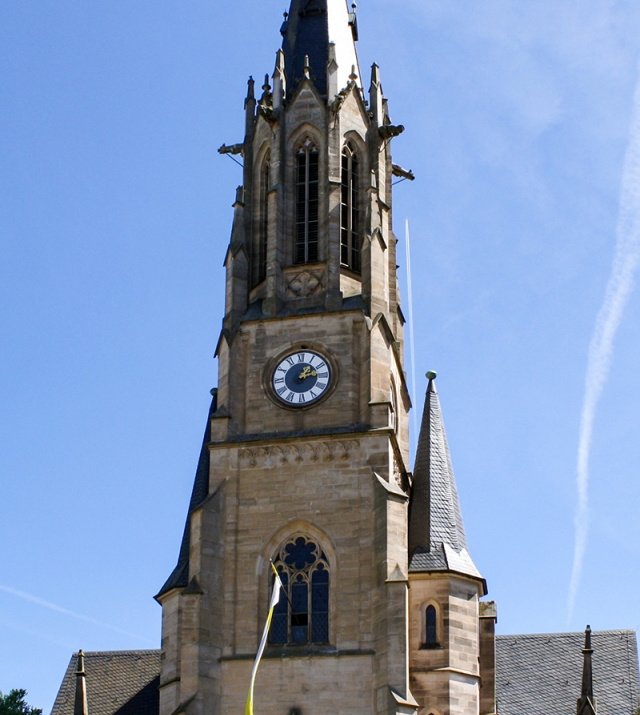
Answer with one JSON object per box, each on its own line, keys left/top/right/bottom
{"left": 405, "top": 219, "right": 419, "bottom": 441}
{"left": 568, "top": 64, "right": 640, "bottom": 619}
{"left": 0, "top": 584, "right": 155, "bottom": 644}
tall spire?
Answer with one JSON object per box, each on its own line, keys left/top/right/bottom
{"left": 577, "top": 626, "right": 598, "bottom": 715}
{"left": 73, "top": 650, "right": 88, "bottom": 715}
{"left": 408, "top": 372, "right": 485, "bottom": 588}
{"left": 281, "top": 0, "right": 361, "bottom": 98}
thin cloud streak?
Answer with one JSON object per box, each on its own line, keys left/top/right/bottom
{"left": 0, "top": 584, "right": 154, "bottom": 645}
{"left": 568, "top": 62, "right": 640, "bottom": 620}
{"left": 405, "top": 219, "right": 419, "bottom": 441}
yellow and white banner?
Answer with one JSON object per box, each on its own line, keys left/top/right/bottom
{"left": 245, "top": 563, "right": 285, "bottom": 715}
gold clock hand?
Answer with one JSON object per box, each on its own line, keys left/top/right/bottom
{"left": 298, "top": 366, "right": 318, "bottom": 380}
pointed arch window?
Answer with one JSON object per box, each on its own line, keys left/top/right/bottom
{"left": 255, "top": 152, "right": 270, "bottom": 286}
{"left": 269, "top": 536, "right": 330, "bottom": 645}
{"left": 341, "top": 142, "right": 360, "bottom": 272}
{"left": 295, "top": 140, "right": 319, "bottom": 264}
{"left": 424, "top": 604, "right": 439, "bottom": 648}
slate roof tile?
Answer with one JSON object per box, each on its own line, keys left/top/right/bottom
{"left": 50, "top": 650, "right": 161, "bottom": 715}
{"left": 496, "top": 630, "right": 640, "bottom": 715}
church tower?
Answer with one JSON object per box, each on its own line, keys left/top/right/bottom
{"left": 155, "top": 3, "right": 493, "bottom": 715}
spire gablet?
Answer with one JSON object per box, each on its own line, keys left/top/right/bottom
{"left": 408, "top": 373, "right": 485, "bottom": 590}
{"left": 281, "top": 0, "right": 361, "bottom": 98}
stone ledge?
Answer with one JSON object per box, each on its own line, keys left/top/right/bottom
{"left": 220, "top": 648, "right": 375, "bottom": 661}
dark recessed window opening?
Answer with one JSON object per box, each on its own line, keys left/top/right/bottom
{"left": 255, "top": 153, "right": 270, "bottom": 287}
{"left": 425, "top": 604, "right": 438, "bottom": 647}
{"left": 340, "top": 142, "right": 360, "bottom": 272}
{"left": 269, "top": 536, "right": 330, "bottom": 646}
{"left": 295, "top": 140, "right": 319, "bottom": 265}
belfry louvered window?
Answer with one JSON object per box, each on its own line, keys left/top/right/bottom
{"left": 295, "top": 140, "right": 319, "bottom": 264}
{"left": 255, "top": 153, "right": 270, "bottom": 286}
{"left": 269, "top": 536, "right": 330, "bottom": 645}
{"left": 340, "top": 142, "right": 360, "bottom": 272}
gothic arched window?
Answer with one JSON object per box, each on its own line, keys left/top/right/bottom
{"left": 425, "top": 604, "right": 438, "bottom": 647}
{"left": 269, "top": 535, "right": 330, "bottom": 646}
{"left": 255, "top": 153, "right": 270, "bottom": 286}
{"left": 340, "top": 142, "right": 360, "bottom": 272}
{"left": 295, "top": 140, "right": 319, "bottom": 265}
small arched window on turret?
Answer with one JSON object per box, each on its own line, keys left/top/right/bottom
{"left": 269, "top": 535, "right": 330, "bottom": 646}
{"left": 341, "top": 142, "right": 360, "bottom": 272}
{"left": 295, "top": 140, "right": 319, "bottom": 264}
{"left": 255, "top": 152, "right": 270, "bottom": 286}
{"left": 424, "top": 604, "right": 439, "bottom": 648}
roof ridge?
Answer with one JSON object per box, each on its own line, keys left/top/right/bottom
{"left": 497, "top": 630, "right": 637, "bottom": 639}
{"left": 77, "top": 649, "right": 161, "bottom": 656}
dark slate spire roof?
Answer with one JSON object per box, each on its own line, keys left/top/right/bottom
{"left": 155, "top": 394, "right": 217, "bottom": 599}
{"left": 281, "top": 0, "right": 361, "bottom": 98}
{"left": 408, "top": 373, "right": 483, "bottom": 584}
{"left": 496, "top": 630, "right": 639, "bottom": 715}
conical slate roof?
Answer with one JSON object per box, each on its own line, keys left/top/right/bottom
{"left": 281, "top": 0, "right": 361, "bottom": 98}
{"left": 155, "top": 393, "right": 217, "bottom": 599}
{"left": 408, "top": 374, "right": 484, "bottom": 587}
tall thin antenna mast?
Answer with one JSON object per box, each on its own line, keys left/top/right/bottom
{"left": 405, "top": 219, "right": 418, "bottom": 443}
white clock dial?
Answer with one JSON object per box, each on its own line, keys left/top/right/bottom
{"left": 272, "top": 351, "right": 332, "bottom": 407}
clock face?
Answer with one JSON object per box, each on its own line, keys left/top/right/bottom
{"left": 272, "top": 351, "right": 332, "bottom": 407}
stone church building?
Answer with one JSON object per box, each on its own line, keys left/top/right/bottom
{"left": 51, "top": 1, "right": 639, "bottom": 714}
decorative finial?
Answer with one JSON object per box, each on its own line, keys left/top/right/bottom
{"left": 74, "top": 650, "right": 88, "bottom": 715}
{"left": 349, "top": 65, "right": 358, "bottom": 82}
{"left": 577, "top": 624, "right": 597, "bottom": 715}
{"left": 260, "top": 74, "right": 272, "bottom": 107}
{"left": 426, "top": 371, "right": 437, "bottom": 381}
{"left": 246, "top": 76, "right": 255, "bottom": 100}
{"left": 284, "top": 11, "right": 288, "bottom": 19}
{"left": 303, "top": 55, "right": 311, "bottom": 80}
{"left": 352, "top": 2, "right": 357, "bottom": 9}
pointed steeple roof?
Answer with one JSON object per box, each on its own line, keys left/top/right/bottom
{"left": 281, "top": 0, "right": 361, "bottom": 98}
{"left": 155, "top": 393, "right": 218, "bottom": 599}
{"left": 408, "top": 372, "right": 484, "bottom": 588}
{"left": 577, "top": 626, "right": 598, "bottom": 715}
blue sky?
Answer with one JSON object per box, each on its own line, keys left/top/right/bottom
{"left": 1, "top": 0, "right": 640, "bottom": 710}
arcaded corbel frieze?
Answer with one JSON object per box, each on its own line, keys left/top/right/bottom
{"left": 238, "top": 439, "right": 360, "bottom": 467}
